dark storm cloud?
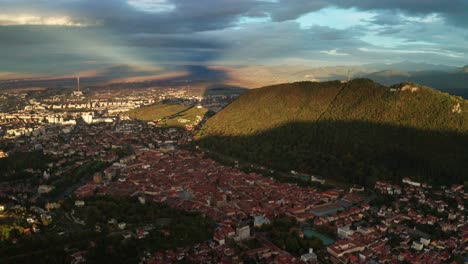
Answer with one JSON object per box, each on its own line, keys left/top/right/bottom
{"left": 87, "top": 0, "right": 256, "bottom": 34}
{"left": 0, "top": 0, "right": 262, "bottom": 33}
{"left": 1, "top": 0, "right": 467, "bottom": 33}
{"left": 268, "top": 0, "right": 468, "bottom": 27}
{"left": 265, "top": 0, "right": 328, "bottom": 22}
{"left": 0, "top": 0, "right": 466, "bottom": 74}
{"left": 366, "top": 12, "right": 407, "bottom": 26}
{"left": 342, "top": 0, "right": 468, "bottom": 27}
{"left": 207, "top": 22, "right": 368, "bottom": 63}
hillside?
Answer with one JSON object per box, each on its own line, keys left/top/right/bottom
{"left": 197, "top": 79, "right": 468, "bottom": 186}
{"left": 128, "top": 104, "right": 208, "bottom": 127}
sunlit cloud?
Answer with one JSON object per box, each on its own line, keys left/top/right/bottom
{"left": 321, "top": 49, "right": 349, "bottom": 56}
{"left": 0, "top": 14, "right": 94, "bottom": 27}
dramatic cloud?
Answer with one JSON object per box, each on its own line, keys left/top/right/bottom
{"left": 0, "top": 0, "right": 466, "bottom": 75}
{"left": 0, "top": 14, "right": 91, "bottom": 26}
{"left": 268, "top": 0, "right": 468, "bottom": 27}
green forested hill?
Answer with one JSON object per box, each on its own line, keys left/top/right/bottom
{"left": 197, "top": 79, "right": 468, "bottom": 186}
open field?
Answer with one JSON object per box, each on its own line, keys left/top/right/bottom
{"left": 128, "top": 103, "right": 208, "bottom": 127}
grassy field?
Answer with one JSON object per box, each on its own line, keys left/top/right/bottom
{"left": 128, "top": 103, "right": 208, "bottom": 127}
{"left": 128, "top": 104, "right": 187, "bottom": 121}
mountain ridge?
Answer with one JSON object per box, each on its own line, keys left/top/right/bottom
{"left": 197, "top": 79, "right": 468, "bottom": 185}
{"left": 199, "top": 79, "right": 467, "bottom": 136}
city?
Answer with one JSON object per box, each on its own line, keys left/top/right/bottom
{"left": 1, "top": 1, "right": 467, "bottom": 263}
{"left": 0, "top": 83, "right": 466, "bottom": 263}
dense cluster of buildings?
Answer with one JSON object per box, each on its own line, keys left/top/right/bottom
{"left": 0, "top": 121, "right": 189, "bottom": 199}
{"left": 75, "top": 147, "right": 334, "bottom": 262}
{"left": 0, "top": 86, "right": 466, "bottom": 263}
{"left": 0, "top": 93, "right": 157, "bottom": 139}
{"left": 1, "top": 111, "right": 465, "bottom": 263}
{"left": 0, "top": 85, "right": 235, "bottom": 140}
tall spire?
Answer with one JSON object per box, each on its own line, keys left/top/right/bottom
{"left": 77, "top": 76, "right": 80, "bottom": 92}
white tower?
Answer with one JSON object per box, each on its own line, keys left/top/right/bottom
{"left": 73, "top": 76, "right": 84, "bottom": 97}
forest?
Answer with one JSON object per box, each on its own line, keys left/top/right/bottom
{"left": 198, "top": 79, "right": 468, "bottom": 186}
{"left": 0, "top": 196, "right": 214, "bottom": 264}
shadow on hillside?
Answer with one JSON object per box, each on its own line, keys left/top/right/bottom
{"left": 197, "top": 120, "right": 468, "bottom": 186}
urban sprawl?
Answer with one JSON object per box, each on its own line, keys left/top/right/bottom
{"left": 0, "top": 84, "right": 466, "bottom": 264}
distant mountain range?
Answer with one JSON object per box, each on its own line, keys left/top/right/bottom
{"left": 363, "top": 65, "right": 468, "bottom": 98}
{"left": 365, "top": 61, "right": 459, "bottom": 72}
{"left": 1, "top": 61, "right": 467, "bottom": 97}
{"left": 198, "top": 79, "right": 468, "bottom": 186}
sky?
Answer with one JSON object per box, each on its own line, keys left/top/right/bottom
{"left": 0, "top": 0, "right": 467, "bottom": 76}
